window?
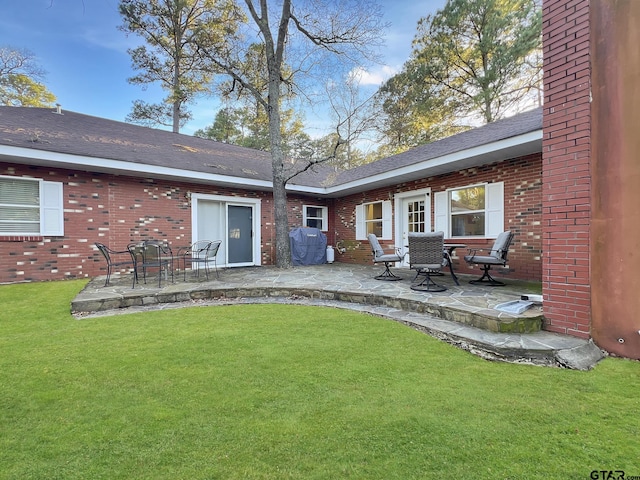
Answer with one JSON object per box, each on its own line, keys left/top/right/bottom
{"left": 355, "top": 200, "right": 392, "bottom": 240}
{"left": 407, "top": 199, "right": 426, "bottom": 233}
{"left": 303, "top": 205, "right": 328, "bottom": 231}
{"left": 0, "top": 176, "right": 64, "bottom": 236}
{"left": 364, "top": 202, "right": 383, "bottom": 237}
{"left": 434, "top": 182, "right": 503, "bottom": 238}
{"left": 451, "top": 185, "right": 485, "bottom": 236}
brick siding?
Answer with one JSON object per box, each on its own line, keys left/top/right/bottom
{"left": 1, "top": 154, "right": 541, "bottom": 283}
{"left": 0, "top": 164, "right": 277, "bottom": 283}
{"left": 334, "top": 154, "right": 543, "bottom": 282}
{"left": 541, "top": 0, "right": 592, "bottom": 337}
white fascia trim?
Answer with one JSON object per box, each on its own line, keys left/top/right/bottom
{"left": 284, "top": 184, "right": 327, "bottom": 195}
{"left": 322, "top": 130, "right": 542, "bottom": 195}
{"left": 1, "top": 145, "right": 274, "bottom": 189}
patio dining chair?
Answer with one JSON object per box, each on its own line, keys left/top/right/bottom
{"left": 463, "top": 231, "right": 514, "bottom": 286}
{"left": 95, "top": 242, "right": 136, "bottom": 286}
{"left": 178, "top": 240, "right": 221, "bottom": 281}
{"left": 367, "top": 234, "right": 405, "bottom": 281}
{"left": 127, "top": 240, "right": 174, "bottom": 289}
{"left": 408, "top": 231, "right": 447, "bottom": 292}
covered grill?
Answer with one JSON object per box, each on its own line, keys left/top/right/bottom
{"left": 289, "top": 227, "right": 327, "bottom": 265}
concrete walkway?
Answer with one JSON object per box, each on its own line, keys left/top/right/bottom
{"left": 72, "top": 263, "right": 604, "bottom": 370}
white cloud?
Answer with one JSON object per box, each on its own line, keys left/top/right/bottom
{"left": 350, "top": 65, "right": 399, "bottom": 86}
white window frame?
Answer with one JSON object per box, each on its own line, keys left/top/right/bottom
{"left": 355, "top": 200, "right": 392, "bottom": 240}
{"left": 434, "top": 182, "right": 503, "bottom": 238}
{"left": 302, "top": 204, "right": 328, "bottom": 231}
{"left": 0, "top": 175, "right": 64, "bottom": 236}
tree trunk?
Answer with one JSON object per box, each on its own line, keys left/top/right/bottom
{"left": 272, "top": 162, "right": 291, "bottom": 268}
{"left": 172, "top": 60, "right": 180, "bottom": 133}
{"left": 268, "top": 73, "right": 292, "bottom": 268}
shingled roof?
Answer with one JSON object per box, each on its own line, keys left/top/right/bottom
{"left": 0, "top": 106, "right": 542, "bottom": 196}
{"left": 335, "top": 107, "right": 541, "bottom": 184}
{"left": 0, "top": 106, "right": 331, "bottom": 189}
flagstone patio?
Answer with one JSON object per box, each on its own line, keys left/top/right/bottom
{"left": 72, "top": 263, "right": 604, "bottom": 370}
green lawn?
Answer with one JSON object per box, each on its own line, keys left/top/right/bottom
{"left": 1, "top": 280, "right": 638, "bottom": 479}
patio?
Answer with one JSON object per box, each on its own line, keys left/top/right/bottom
{"left": 72, "top": 263, "right": 603, "bottom": 369}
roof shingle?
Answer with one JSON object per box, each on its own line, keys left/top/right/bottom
{"left": 0, "top": 105, "right": 542, "bottom": 192}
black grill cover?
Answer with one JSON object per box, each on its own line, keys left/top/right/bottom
{"left": 289, "top": 227, "right": 327, "bottom": 265}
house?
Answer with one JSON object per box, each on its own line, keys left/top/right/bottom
{"left": 0, "top": 105, "right": 332, "bottom": 275}
{"left": 0, "top": 104, "right": 542, "bottom": 283}
{"left": 1, "top": 0, "right": 639, "bottom": 360}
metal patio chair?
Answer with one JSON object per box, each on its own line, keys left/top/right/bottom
{"left": 95, "top": 242, "right": 136, "bottom": 286}
{"left": 464, "top": 231, "right": 514, "bottom": 286}
{"left": 367, "top": 234, "right": 405, "bottom": 281}
{"left": 127, "top": 240, "right": 174, "bottom": 289}
{"left": 178, "top": 240, "right": 221, "bottom": 281}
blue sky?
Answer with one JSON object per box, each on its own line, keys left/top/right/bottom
{"left": 2, "top": 0, "right": 446, "bottom": 136}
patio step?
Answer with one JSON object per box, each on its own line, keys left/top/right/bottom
{"left": 72, "top": 275, "right": 544, "bottom": 334}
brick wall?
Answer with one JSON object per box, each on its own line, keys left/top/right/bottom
{"left": 0, "top": 163, "right": 342, "bottom": 283}
{"left": 334, "top": 154, "right": 543, "bottom": 282}
{"left": 541, "top": 0, "right": 592, "bottom": 338}
{"left": 1, "top": 154, "right": 540, "bottom": 283}
{"left": 0, "top": 164, "right": 272, "bottom": 283}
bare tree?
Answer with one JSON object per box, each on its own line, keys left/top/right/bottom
{"left": 0, "top": 47, "right": 45, "bottom": 78}
{"left": 0, "top": 46, "right": 56, "bottom": 107}
{"left": 197, "top": 0, "right": 386, "bottom": 268}
{"left": 325, "top": 69, "right": 378, "bottom": 169}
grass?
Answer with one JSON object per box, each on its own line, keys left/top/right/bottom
{"left": 1, "top": 281, "right": 639, "bottom": 479}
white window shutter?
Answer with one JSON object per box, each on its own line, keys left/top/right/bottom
{"left": 485, "top": 182, "right": 504, "bottom": 237}
{"left": 381, "top": 200, "right": 392, "bottom": 239}
{"left": 434, "top": 191, "right": 448, "bottom": 236}
{"left": 355, "top": 204, "right": 365, "bottom": 240}
{"left": 41, "top": 181, "right": 64, "bottom": 236}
